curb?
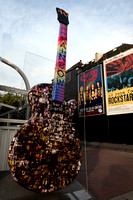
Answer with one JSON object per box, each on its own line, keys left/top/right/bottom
{"left": 80, "top": 141, "right": 133, "bottom": 153}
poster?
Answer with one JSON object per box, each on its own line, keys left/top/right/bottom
{"left": 104, "top": 48, "right": 133, "bottom": 115}
{"left": 78, "top": 64, "right": 104, "bottom": 116}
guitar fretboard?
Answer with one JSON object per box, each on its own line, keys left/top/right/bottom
{"left": 52, "top": 23, "right": 67, "bottom": 102}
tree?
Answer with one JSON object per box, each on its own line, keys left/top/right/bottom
{"left": 0, "top": 93, "right": 28, "bottom": 119}
{"left": 1, "top": 93, "right": 26, "bottom": 107}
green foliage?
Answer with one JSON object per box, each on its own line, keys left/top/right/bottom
{"left": 0, "top": 93, "right": 28, "bottom": 120}
{"left": 1, "top": 93, "right": 26, "bottom": 107}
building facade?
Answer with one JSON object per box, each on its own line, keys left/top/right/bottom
{"left": 64, "top": 43, "right": 133, "bottom": 144}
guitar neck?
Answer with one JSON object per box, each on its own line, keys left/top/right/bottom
{"left": 52, "top": 23, "right": 67, "bottom": 102}
{"left": 53, "top": 8, "right": 69, "bottom": 103}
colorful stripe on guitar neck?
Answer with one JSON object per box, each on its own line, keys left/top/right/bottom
{"left": 53, "top": 9, "right": 69, "bottom": 103}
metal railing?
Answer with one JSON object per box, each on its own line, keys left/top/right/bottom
{"left": 0, "top": 118, "right": 27, "bottom": 171}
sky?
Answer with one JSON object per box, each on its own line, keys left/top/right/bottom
{"left": 0, "top": 0, "right": 133, "bottom": 90}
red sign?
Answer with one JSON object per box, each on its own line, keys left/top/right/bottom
{"left": 80, "top": 68, "right": 98, "bottom": 85}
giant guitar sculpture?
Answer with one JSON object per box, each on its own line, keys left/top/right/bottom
{"left": 8, "top": 8, "right": 81, "bottom": 193}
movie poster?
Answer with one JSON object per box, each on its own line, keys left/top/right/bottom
{"left": 104, "top": 48, "right": 133, "bottom": 115}
{"left": 78, "top": 64, "right": 104, "bottom": 116}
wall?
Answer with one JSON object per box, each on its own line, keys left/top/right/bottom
{"left": 65, "top": 44, "right": 133, "bottom": 144}
{"left": 65, "top": 69, "right": 78, "bottom": 101}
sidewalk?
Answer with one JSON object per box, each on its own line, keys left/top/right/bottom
{"left": 78, "top": 142, "right": 133, "bottom": 200}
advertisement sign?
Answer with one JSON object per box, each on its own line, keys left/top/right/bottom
{"left": 78, "top": 64, "right": 104, "bottom": 116}
{"left": 104, "top": 48, "right": 133, "bottom": 115}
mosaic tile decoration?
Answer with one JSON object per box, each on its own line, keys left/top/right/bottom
{"left": 8, "top": 83, "right": 82, "bottom": 193}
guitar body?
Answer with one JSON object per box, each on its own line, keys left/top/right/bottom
{"left": 8, "top": 83, "right": 81, "bottom": 193}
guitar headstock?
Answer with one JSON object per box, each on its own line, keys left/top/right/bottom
{"left": 56, "top": 7, "right": 69, "bottom": 25}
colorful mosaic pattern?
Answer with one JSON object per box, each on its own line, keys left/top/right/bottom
{"left": 52, "top": 9, "right": 68, "bottom": 102}
{"left": 8, "top": 84, "right": 81, "bottom": 193}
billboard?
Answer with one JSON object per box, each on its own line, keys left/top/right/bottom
{"left": 104, "top": 48, "right": 133, "bottom": 115}
{"left": 78, "top": 64, "right": 104, "bottom": 116}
